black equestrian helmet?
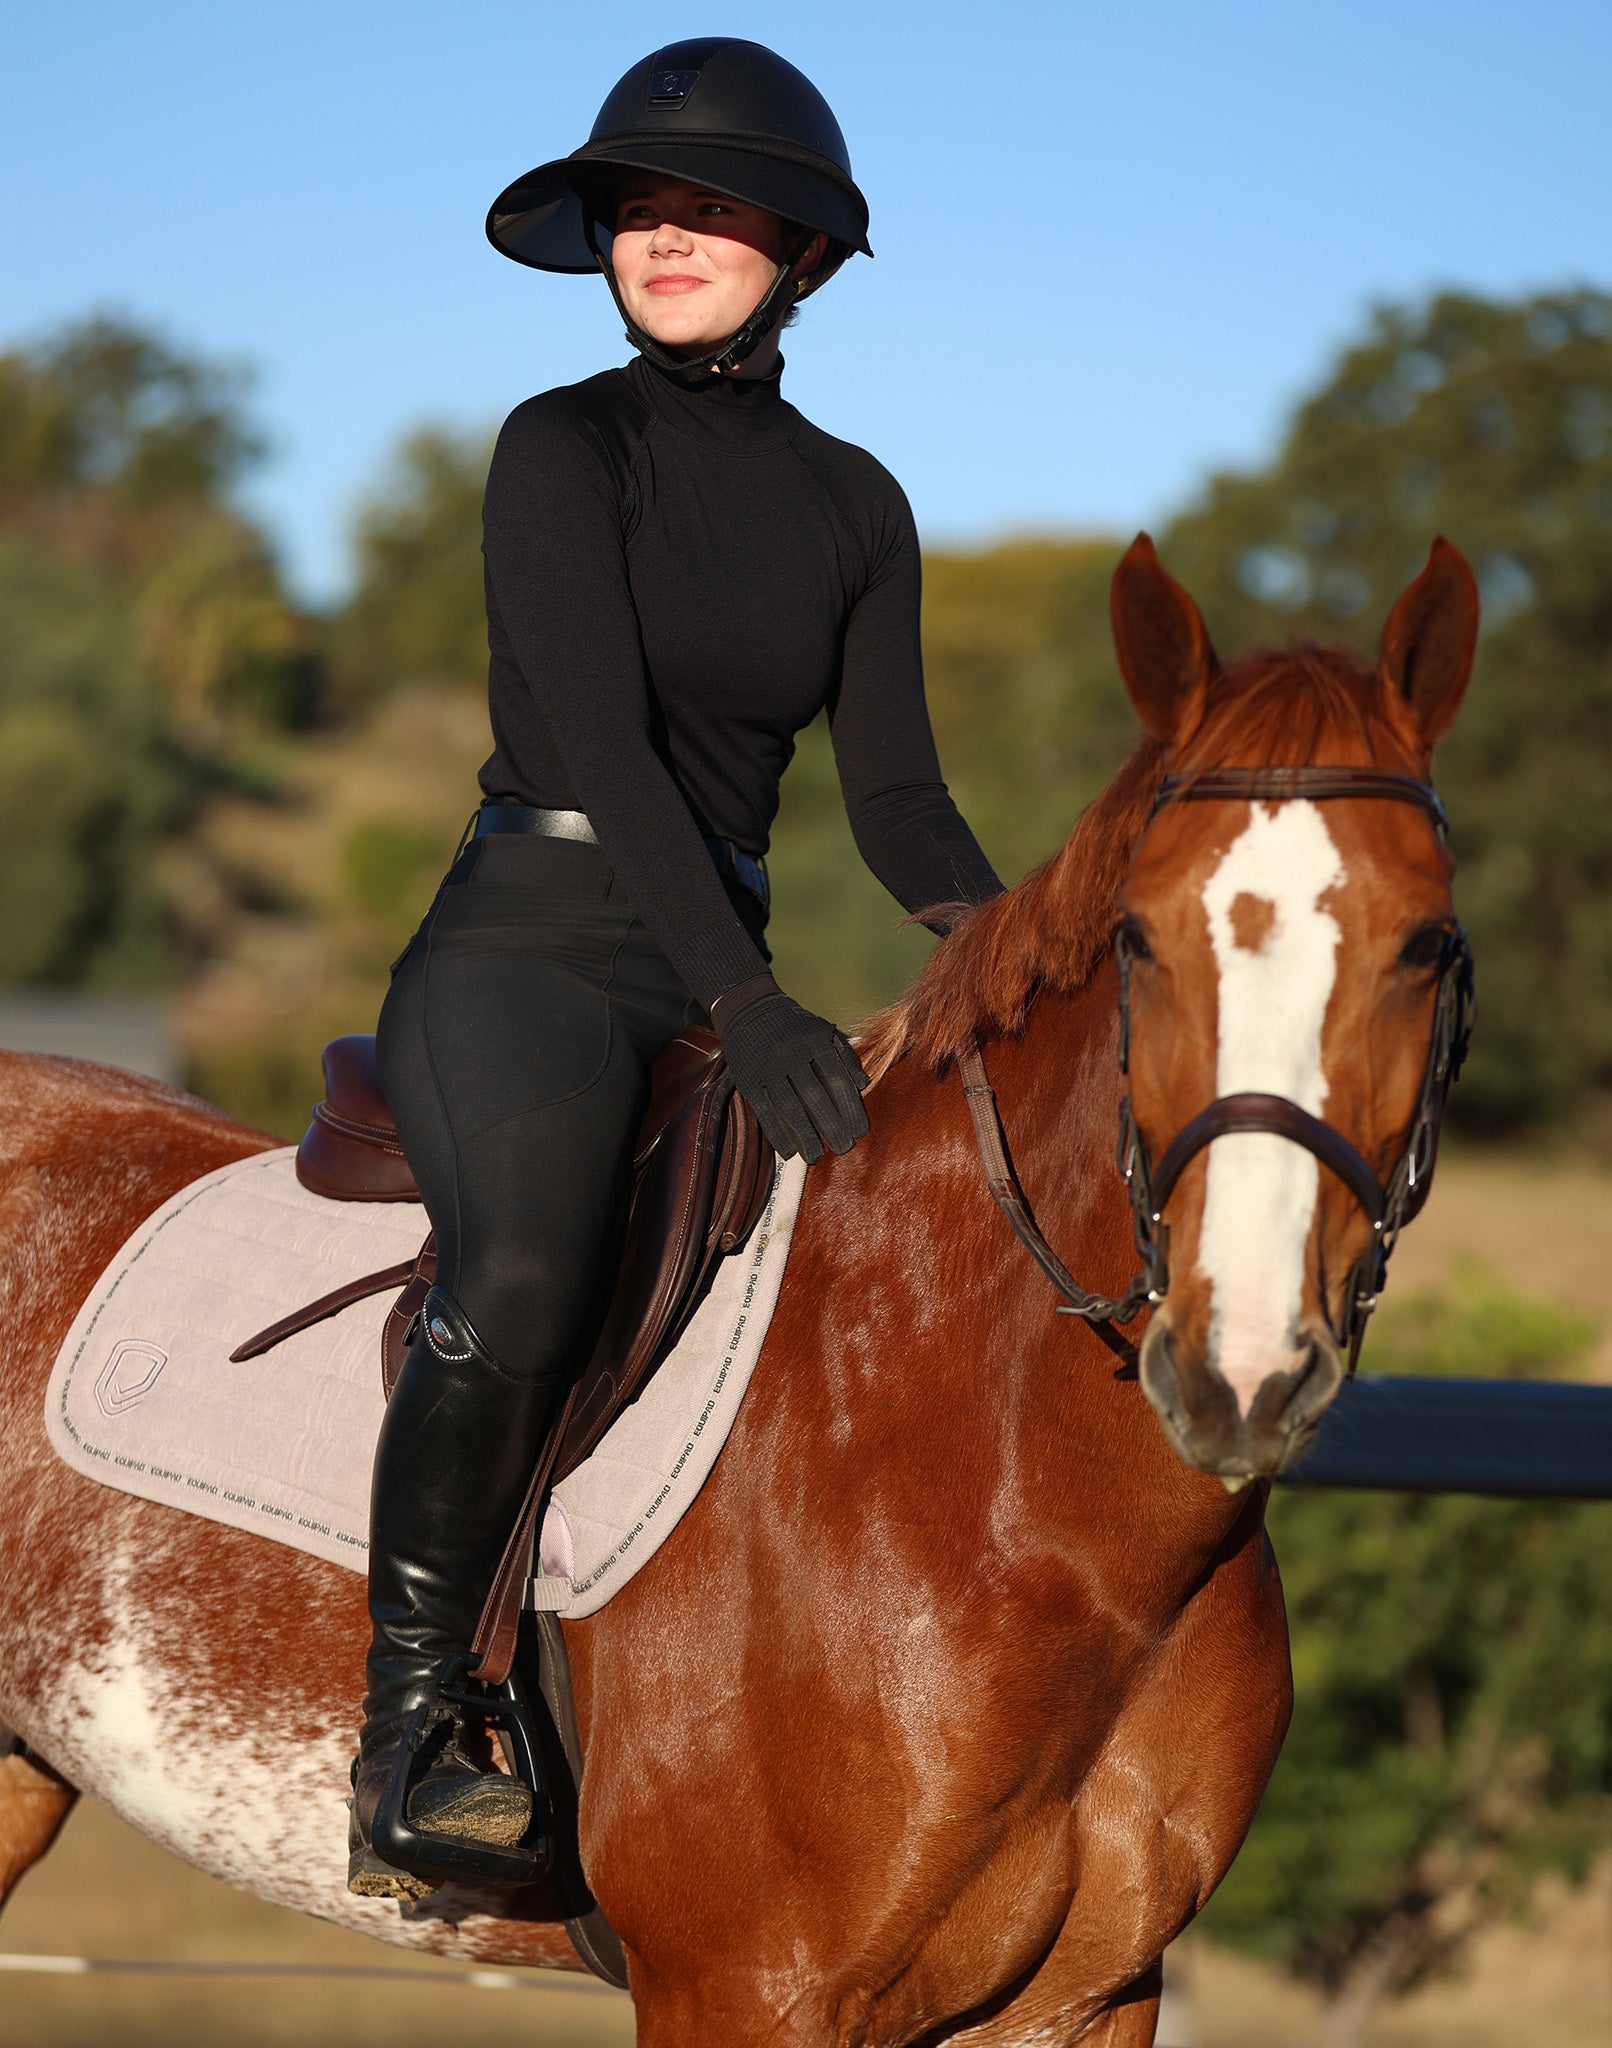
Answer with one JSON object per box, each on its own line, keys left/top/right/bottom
{"left": 486, "top": 38, "right": 873, "bottom": 279}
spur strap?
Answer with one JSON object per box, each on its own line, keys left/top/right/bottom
{"left": 958, "top": 1040, "right": 1145, "bottom": 1361}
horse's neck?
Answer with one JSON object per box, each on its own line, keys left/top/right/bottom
{"left": 820, "top": 961, "right": 1246, "bottom": 1605}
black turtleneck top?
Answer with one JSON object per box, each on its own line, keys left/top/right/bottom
{"left": 479, "top": 353, "right": 1000, "bottom": 1008}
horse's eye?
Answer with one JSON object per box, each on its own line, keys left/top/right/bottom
{"left": 1398, "top": 924, "right": 1451, "bottom": 970}
{"left": 1119, "top": 918, "right": 1153, "bottom": 963}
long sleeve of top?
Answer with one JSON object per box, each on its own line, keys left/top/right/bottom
{"left": 479, "top": 353, "right": 1001, "bottom": 1009}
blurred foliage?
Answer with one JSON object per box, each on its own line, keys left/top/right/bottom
{"left": 1165, "top": 290, "right": 1612, "bottom": 1133}
{"left": 1202, "top": 1279, "right": 1612, "bottom": 2040}
{"left": 0, "top": 316, "right": 318, "bottom": 991}
{"left": 0, "top": 544, "right": 180, "bottom": 983}
{"left": 0, "top": 317, "right": 262, "bottom": 516}
{"left": 178, "top": 687, "right": 491, "bottom": 1137}
{"left": 330, "top": 426, "right": 492, "bottom": 705}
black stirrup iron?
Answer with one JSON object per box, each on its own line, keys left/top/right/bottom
{"left": 369, "top": 1653, "right": 554, "bottom": 1890}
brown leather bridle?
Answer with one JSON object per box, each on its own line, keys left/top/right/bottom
{"left": 961, "top": 766, "right": 1475, "bottom": 1371}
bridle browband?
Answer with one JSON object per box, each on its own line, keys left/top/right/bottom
{"left": 960, "top": 766, "right": 1474, "bottom": 1372}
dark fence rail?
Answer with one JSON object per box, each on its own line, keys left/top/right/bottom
{"left": 1278, "top": 1375, "right": 1612, "bottom": 1498}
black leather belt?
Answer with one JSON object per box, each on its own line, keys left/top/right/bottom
{"left": 472, "top": 802, "right": 770, "bottom": 913}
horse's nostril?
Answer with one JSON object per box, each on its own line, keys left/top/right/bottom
{"left": 1285, "top": 1328, "right": 1345, "bottom": 1430}
{"left": 1139, "top": 1321, "right": 1185, "bottom": 1427}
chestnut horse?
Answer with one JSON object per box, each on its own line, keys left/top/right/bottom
{"left": 0, "top": 536, "right": 1477, "bottom": 2044}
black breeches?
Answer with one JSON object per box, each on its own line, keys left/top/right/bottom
{"left": 375, "top": 832, "right": 705, "bottom": 1380}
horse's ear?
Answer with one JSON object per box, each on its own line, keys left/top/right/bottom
{"left": 1110, "top": 533, "right": 1220, "bottom": 742}
{"left": 1378, "top": 536, "right": 1480, "bottom": 745}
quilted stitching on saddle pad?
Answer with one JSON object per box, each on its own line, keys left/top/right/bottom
{"left": 44, "top": 1147, "right": 804, "bottom": 1619}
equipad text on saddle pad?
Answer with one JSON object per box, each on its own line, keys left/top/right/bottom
{"left": 44, "top": 1148, "right": 804, "bottom": 1618}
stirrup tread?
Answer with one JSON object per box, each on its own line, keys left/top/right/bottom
{"left": 347, "top": 1841, "right": 438, "bottom": 1903}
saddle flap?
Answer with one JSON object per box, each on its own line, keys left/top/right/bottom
{"left": 551, "top": 1071, "right": 750, "bottom": 1481}
{"left": 297, "top": 1036, "right": 419, "bottom": 1203}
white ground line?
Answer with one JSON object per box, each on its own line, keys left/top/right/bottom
{"left": 0, "top": 1953, "right": 624, "bottom": 1994}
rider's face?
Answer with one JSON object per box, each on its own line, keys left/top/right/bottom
{"left": 609, "top": 176, "right": 806, "bottom": 356}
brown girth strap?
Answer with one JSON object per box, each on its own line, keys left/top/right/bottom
{"left": 957, "top": 1039, "right": 1144, "bottom": 1365}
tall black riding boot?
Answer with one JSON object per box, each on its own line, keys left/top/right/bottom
{"left": 348, "top": 1285, "right": 561, "bottom": 1901}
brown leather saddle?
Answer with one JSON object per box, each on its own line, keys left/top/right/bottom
{"left": 233, "top": 1026, "right": 773, "bottom": 1664}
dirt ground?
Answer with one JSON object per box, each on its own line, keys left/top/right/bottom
{"left": 1178, "top": 1860, "right": 1612, "bottom": 2047}
{"left": 0, "top": 1796, "right": 634, "bottom": 2048}
{"left": 3, "top": 1151, "right": 1608, "bottom": 2047}
{"left": 1387, "top": 1145, "right": 1612, "bottom": 1379}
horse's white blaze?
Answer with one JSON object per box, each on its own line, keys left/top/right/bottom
{"left": 1197, "top": 802, "right": 1343, "bottom": 1412}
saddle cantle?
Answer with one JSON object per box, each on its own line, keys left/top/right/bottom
{"left": 233, "top": 1026, "right": 775, "bottom": 1492}
{"left": 296, "top": 1035, "right": 418, "bottom": 1202}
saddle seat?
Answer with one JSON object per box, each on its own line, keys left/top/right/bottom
{"left": 238, "top": 1029, "right": 774, "bottom": 1491}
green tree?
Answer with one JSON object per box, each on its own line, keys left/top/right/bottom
{"left": 0, "top": 316, "right": 315, "bottom": 742}
{"left": 0, "top": 316, "right": 262, "bottom": 515}
{"left": 0, "top": 315, "right": 319, "bottom": 990}
{"left": 1163, "top": 290, "right": 1612, "bottom": 1132}
{"left": 0, "top": 542, "right": 182, "bottom": 983}
{"left": 1203, "top": 1278, "right": 1612, "bottom": 2047}
{"left": 333, "top": 426, "right": 491, "bottom": 704}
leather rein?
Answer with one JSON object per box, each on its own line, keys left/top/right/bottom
{"left": 960, "top": 766, "right": 1475, "bottom": 1372}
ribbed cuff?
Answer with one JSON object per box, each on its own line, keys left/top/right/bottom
{"left": 708, "top": 973, "right": 783, "bottom": 1037}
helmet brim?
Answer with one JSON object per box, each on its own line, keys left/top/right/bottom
{"left": 486, "top": 140, "right": 873, "bottom": 273}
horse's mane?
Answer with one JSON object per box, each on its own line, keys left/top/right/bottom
{"left": 860, "top": 642, "right": 1420, "bottom": 1080}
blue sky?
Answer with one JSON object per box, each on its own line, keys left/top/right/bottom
{"left": 7, "top": 0, "right": 1608, "bottom": 604}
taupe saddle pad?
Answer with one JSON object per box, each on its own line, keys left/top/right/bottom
{"left": 45, "top": 1147, "right": 805, "bottom": 1616}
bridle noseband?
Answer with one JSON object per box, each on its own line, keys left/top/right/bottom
{"left": 961, "top": 766, "right": 1474, "bottom": 1372}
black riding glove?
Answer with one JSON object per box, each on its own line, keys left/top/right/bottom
{"left": 710, "top": 975, "right": 870, "bottom": 1165}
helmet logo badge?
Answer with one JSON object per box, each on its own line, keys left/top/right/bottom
{"left": 646, "top": 68, "right": 698, "bottom": 108}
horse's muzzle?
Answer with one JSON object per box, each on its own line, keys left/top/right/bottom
{"left": 1138, "top": 1316, "right": 1345, "bottom": 1481}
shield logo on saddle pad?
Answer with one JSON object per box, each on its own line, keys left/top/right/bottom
{"left": 94, "top": 1339, "right": 169, "bottom": 1418}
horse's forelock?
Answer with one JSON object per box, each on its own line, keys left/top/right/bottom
{"left": 860, "top": 642, "right": 1424, "bottom": 1080}
{"left": 1181, "top": 642, "right": 1424, "bottom": 775}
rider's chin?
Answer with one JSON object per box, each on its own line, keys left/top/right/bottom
{"left": 1139, "top": 1315, "right": 1344, "bottom": 1481}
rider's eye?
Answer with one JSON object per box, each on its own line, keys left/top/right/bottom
{"left": 1398, "top": 924, "right": 1451, "bottom": 970}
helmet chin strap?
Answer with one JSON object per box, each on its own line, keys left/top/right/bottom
{"left": 585, "top": 218, "right": 815, "bottom": 383}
